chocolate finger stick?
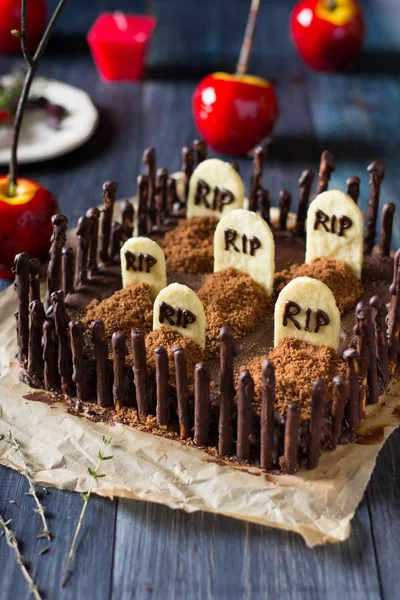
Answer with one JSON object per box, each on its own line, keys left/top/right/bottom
{"left": 74, "top": 216, "right": 91, "bottom": 290}
{"left": 62, "top": 247, "right": 74, "bottom": 296}
{"left": 112, "top": 331, "right": 127, "bottom": 411}
{"left": 279, "top": 402, "right": 301, "bottom": 474}
{"left": 29, "top": 258, "right": 41, "bottom": 302}
{"left": 99, "top": 180, "right": 118, "bottom": 264}
{"left": 330, "top": 375, "right": 347, "bottom": 451}
{"left": 167, "top": 176, "right": 185, "bottom": 217}
{"left": 379, "top": 202, "right": 395, "bottom": 258}
{"left": 279, "top": 190, "right": 292, "bottom": 232}
{"left": 155, "top": 346, "right": 169, "bottom": 427}
{"left": 13, "top": 252, "right": 30, "bottom": 365}
{"left": 363, "top": 160, "right": 385, "bottom": 255}
{"left": 370, "top": 295, "right": 389, "bottom": 389}
{"left": 236, "top": 370, "right": 253, "bottom": 461}
{"left": 194, "top": 139, "right": 207, "bottom": 165}
{"left": 388, "top": 250, "right": 400, "bottom": 374}
{"left": 70, "top": 321, "right": 89, "bottom": 403}
{"left": 343, "top": 347, "right": 361, "bottom": 438}
{"left": 257, "top": 188, "right": 271, "bottom": 225}
{"left": 143, "top": 147, "right": 156, "bottom": 219}
{"left": 260, "top": 359, "right": 275, "bottom": 470}
{"left": 120, "top": 199, "right": 134, "bottom": 241}
{"left": 194, "top": 362, "right": 209, "bottom": 446}
{"left": 92, "top": 319, "right": 111, "bottom": 408}
{"left": 173, "top": 347, "right": 190, "bottom": 439}
{"left": 51, "top": 290, "right": 74, "bottom": 396}
{"left": 316, "top": 150, "right": 335, "bottom": 196}
{"left": 295, "top": 169, "right": 314, "bottom": 236}
{"left": 307, "top": 380, "right": 325, "bottom": 469}
{"left": 355, "top": 301, "right": 379, "bottom": 407}
{"left": 346, "top": 175, "right": 360, "bottom": 204}
{"left": 46, "top": 214, "right": 68, "bottom": 308}
{"left": 86, "top": 207, "right": 100, "bottom": 274}
{"left": 155, "top": 167, "right": 169, "bottom": 225}
{"left": 42, "top": 319, "right": 58, "bottom": 391}
{"left": 219, "top": 326, "right": 235, "bottom": 456}
{"left": 110, "top": 221, "right": 123, "bottom": 262}
{"left": 181, "top": 145, "right": 194, "bottom": 203}
{"left": 27, "top": 300, "right": 45, "bottom": 383}
{"left": 249, "top": 146, "right": 264, "bottom": 211}
{"left": 131, "top": 328, "right": 150, "bottom": 417}
{"left": 137, "top": 174, "right": 149, "bottom": 236}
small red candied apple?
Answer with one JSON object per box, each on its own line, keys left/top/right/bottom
{"left": 0, "top": 0, "right": 47, "bottom": 54}
{"left": 193, "top": 73, "right": 279, "bottom": 156}
{"left": 291, "top": 0, "right": 365, "bottom": 72}
{"left": 0, "top": 176, "right": 58, "bottom": 277}
{"left": 192, "top": 0, "right": 279, "bottom": 156}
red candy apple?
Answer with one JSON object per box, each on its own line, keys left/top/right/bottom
{"left": 0, "top": 0, "right": 47, "bottom": 54}
{"left": 193, "top": 73, "right": 279, "bottom": 156}
{"left": 0, "top": 176, "right": 58, "bottom": 277}
{"left": 291, "top": 0, "right": 365, "bottom": 72}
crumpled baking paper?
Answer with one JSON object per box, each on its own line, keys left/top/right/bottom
{"left": 1, "top": 260, "right": 399, "bottom": 548}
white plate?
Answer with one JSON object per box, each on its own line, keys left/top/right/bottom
{"left": 0, "top": 77, "right": 99, "bottom": 165}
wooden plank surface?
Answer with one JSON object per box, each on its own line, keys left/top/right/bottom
{"left": 1, "top": 0, "right": 400, "bottom": 597}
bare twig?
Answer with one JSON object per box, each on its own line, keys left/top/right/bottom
{"left": 61, "top": 436, "right": 112, "bottom": 587}
{"left": 0, "top": 516, "right": 42, "bottom": 600}
{"left": 6, "top": 431, "right": 51, "bottom": 541}
{"left": 236, "top": 0, "right": 261, "bottom": 77}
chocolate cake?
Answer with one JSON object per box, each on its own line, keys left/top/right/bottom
{"left": 12, "top": 144, "right": 399, "bottom": 475}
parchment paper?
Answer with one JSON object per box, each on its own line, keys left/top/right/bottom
{"left": 1, "top": 275, "right": 400, "bottom": 548}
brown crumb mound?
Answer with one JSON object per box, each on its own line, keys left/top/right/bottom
{"left": 83, "top": 283, "right": 153, "bottom": 337}
{"left": 198, "top": 267, "right": 270, "bottom": 356}
{"left": 162, "top": 216, "right": 218, "bottom": 273}
{"left": 145, "top": 327, "right": 204, "bottom": 382}
{"left": 244, "top": 337, "right": 346, "bottom": 421}
{"left": 274, "top": 258, "right": 361, "bottom": 314}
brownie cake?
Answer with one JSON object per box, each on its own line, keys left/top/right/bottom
{"left": 12, "top": 143, "right": 399, "bottom": 474}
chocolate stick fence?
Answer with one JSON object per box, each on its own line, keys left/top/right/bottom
{"left": 194, "top": 139, "right": 207, "bottom": 164}
{"left": 236, "top": 370, "right": 253, "bottom": 460}
{"left": 364, "top": 160, "right": 385, "bottom": 255}
{"left": 316, "top": 150, "right": 335, "bottom": 195}
{"left": 278, "top": 190, "right": 291, "bottom": 232}
{"left": 279, "top": 402, "right": 301, "bottom": 474}
{"left": 260, "top": 359, "right": 275, "bottom": 470}
{"left": 70, "top": 321, "right": 89, "bottom": 403}
{"left": 112, "top": 332, "right": 127, "bottom": 411}
{"left": 181, "top": 146, "right": 194, "bottom": 203}
{"left": 46, "top": 214, "right": 68, "bottom": 307}
{"left": 100, "top": 180, "right": 118, "bottom": 264}
{"left": 137, "top": 174, "right": 149, "bottom": 236}
{"left": 27, "top": 300, "right": 45, "bottom": 383}
{"left": 155, "top": 346, "right": 169, "bottom": 427}
{"left": 346, "top": 175, "right": 360, "bottom": 204}
{"left": 110, "top": 221, "right": 123, "bottom": 262}
{"left": 74, "top": 215, "right": 90, "bottom": 289}
{"left": 388, "top": 249, "right": 400, "bottom": 375}
{"left": 256, "top": 188, "right": 270, "bottom": 224}
{"left": 92, "top": 319, "right": 111, "bottom": 407}
{"left": 143, "top": 147, "right": 156, "bottom": 225}
{"left": 249, "top": 146, "right": 264, "bottom": 211}
{"left": 29, "top": 258, "right": 41, "bottom": 302}
{"left": 42, "top": 319, "right": 58, "bottom": 391}
{"left": 131, "top": 328, "right": 150, "bottom": 417}
{"left": 307, "top": 380, "right": 325, "bottom": 469}
{"left": 62, "top": 247, "right": 74, "bottom": 296}
{"left": 379, "top": 202, "right": 395, "bottom": 257}
{"left": 173, "top": 347, "right": 191, "bottom": 439}
{"left": 330, "top": 375, "right": 347, "bottom": 450}
{"left": 219, "top": 327, "right": 235, "bottom": 456}
{"left": 14, "top": 252, "right": 30, "bottom": 365}
{"left": 295, "top": 169, "right": 314, "bottom": 236}
{"left": 51, "top": 290, "right": 74, "bottom": 396}
{"left": 343, "top": 347, "right": 361, "bottom": 437}
{"left": 86, "top": 207, "right": 100, "bottom": 274}
{"left": 370, "top": 295, "right": 389, "bottom": 389}
{"left": 194, "top": 362, "right": 209, "bottom": 446}
{"left": 121, "top": 199, "right": 134, "bottom": 241}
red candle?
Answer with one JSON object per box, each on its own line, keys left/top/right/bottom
{"left": 87, "top": 12, "right": 157, "bottom": 82}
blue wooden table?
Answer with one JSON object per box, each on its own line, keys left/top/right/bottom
{"left": 1, "top": 1, "right": 400, "bottom": 597}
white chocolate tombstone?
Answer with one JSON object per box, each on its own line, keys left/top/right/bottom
{"left": 120, "top": 237, "right": 166, "bottom": 298}
{"left": 274, "top": 276, "right": 340, "bottom": 351}
{"left": 305, "top": 190, "right": 363, "bottom": 279}
{"left": 153, "top": 283, "right": 206, "bottom": 349}
{"left": 214, "top": 209, "right": 275, "bottom": 296}
{"left": 187, "top": 158, "right": 244, "bottom": 219}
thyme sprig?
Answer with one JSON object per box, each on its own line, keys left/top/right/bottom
{"left": 60, "top": 436, "right": 113, "bottom": 587}
{"left": 6, "top": 431, "right": 51, "bottom": 541}
{"left": 0, "top": 516, "right": 42, "bottom": 600}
